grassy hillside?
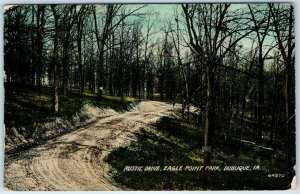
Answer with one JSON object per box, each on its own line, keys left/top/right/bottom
{"left": 4, "top": 83, "right": 138, "bottom": 153}
{"left": 106, "top": 114, "right": 290, "bottom": 190}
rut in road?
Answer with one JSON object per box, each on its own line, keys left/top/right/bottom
{"left": 4, "top": 101, "right": 176, "bottom": 191}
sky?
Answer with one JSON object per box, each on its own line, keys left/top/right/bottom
{"left": 131, "top": 4, "right": 263, "bottom": 53}
{"left": 144, "top": 3, "right": 284, "bottom": 57}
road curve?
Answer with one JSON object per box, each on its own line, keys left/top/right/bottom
{"left": 4, "top": 101, "right": 175, "bottom": 191}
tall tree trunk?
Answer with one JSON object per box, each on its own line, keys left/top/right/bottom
{"left": 51, "top": 5, "right": 59, "bottom": 113}
{"left": 92, "top": 5, "right": 103, "bottom": 98}
{"left": 160, "top": 75, "right": 164, "bottom": 101}
{"left": 97, "top": 41, "right": 105, "bottom": 98}
{"left": 61, "top": 48, "right": 69, "bottom": 95}
{"left": 78, "top": 43, "right": 84, "bottom": 95}
{"left": 61, "top": 28, "right": 71, "bottom": 95}
{"left": 257, "top": 44, "right": 264, "bottom": 142}
{"left": 31, "top": 5, "right": 36, "bottom": 86}
{"left": 285, "top": 58, "right": 292, "bottom": 180}
{"left": 204, "top": 65, "right": 215, "bottom": 167}
{"left": 239, "top": 52, "right": 255, "bottom": 148}
{"left": 36, "top": 5, "right": 45, "bottom": 89}
{"left": 270, "top": 60, "right": 279, "bottom": 143}
{"left": 77, "top": 31, "right": 84, "bottom": 95}
{"left": 284, "top": 5, "right": 294, "bottom": 181}
{"left": 269, "top": 4, "right": 295, "bottom": 179}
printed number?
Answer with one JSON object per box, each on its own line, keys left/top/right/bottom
{"left": 267, "top": 174, "right": 285, "bottom": 178}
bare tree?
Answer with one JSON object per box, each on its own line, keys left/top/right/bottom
{"left": 182, "top": 4, "right": 253, "bottom": 169}
{"left": 248, "top": 4, "right": 272, "bottom": 142}
{"left": 269, "top": 3, "right": 295, "bottom": 181}
{"left": 50, "top": 5, "right": 60, "bottom": 113}
{"left": 76, "top": 5, "right": 89, "bottom": 95}
{"left": 35, "top": 5, "right": 46, "bottom": 89}
{"left": 92, "top": 5, "right": 146, "bottom": 98}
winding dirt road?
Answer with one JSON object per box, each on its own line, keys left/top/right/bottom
{"left": 4, "top": 101, "right": 176, "bottom": 191}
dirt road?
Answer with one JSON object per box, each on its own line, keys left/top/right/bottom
{"left": 4, "top": 101, "right": 176, "bottom": 191}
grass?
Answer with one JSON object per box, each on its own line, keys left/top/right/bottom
{"left": 102, "top": 95, "right": 136, "bottom": 103}
{"left": 4, "top": 83, "right": 138, "bottom": 143}
{"left": 106, "top": 114, "right": 291, "bottom": 190}
{"left": 106, "top": 128, "right": 204, "bottom": 190}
